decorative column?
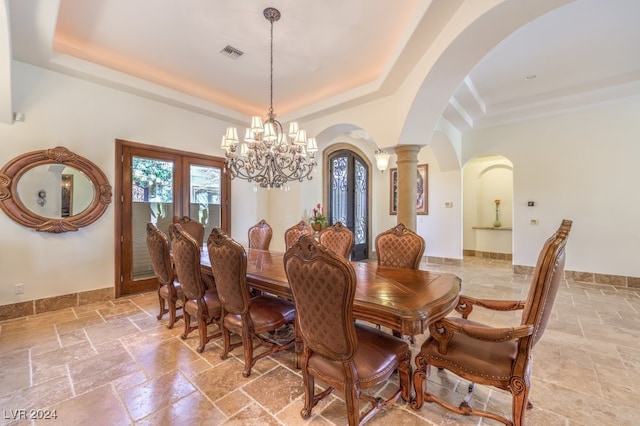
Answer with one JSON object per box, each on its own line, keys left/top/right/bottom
{"left": 394, "top": 145, "right": 421, "bottom": 231}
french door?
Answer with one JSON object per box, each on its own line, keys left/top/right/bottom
{"left": 115, "top": 140, "right": 230, "bottom": 296}
{"left": 327, "top": 149, "right": 369, "bottom": 261}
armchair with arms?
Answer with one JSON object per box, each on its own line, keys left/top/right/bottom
{"left": 411, "top": 219, "right": 572, "bottom": 426}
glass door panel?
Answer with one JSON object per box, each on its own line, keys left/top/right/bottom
{"left": 354, "top": 158, "right": 367, "bottom": 246}
{"left": 189, "top": 164, "right": 222, "bottom": 239}
{"left": 328, "top": 150, "right": 369, "bottom": 260}
{"left": 131, "top": 156, "right": 175, "bottom": 281}
{"left": 330, "top": 156, "right": 348, "bottom": 224}
{"left": 117, "top": 140, "right": 230, "bottom": 297}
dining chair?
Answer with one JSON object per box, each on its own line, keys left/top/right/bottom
{"left": 284, "top": 234, "right": 412, "bottom": 425}
{"left": 317, "top": 221, "right": 354, "bottom": 260}
{"left": 375, "top": 223, "right": 425, "bottom": 269}
{"left": 207, "top": 227, "right": 296, "bottom": 377}
{"left": 170, "top": 223, "right": 222, "bottom": 353}
{"left": 146, "top": 223, "right": 183, "bottom": 329}
{"left": 411, "top": 219, "right": 572, "bottom": 426}
{"left": 248, "top": 219, "right": 273, "bottom": 250}
{"left": 284, "top": 220, "right": 314, "bottom": 249}
{"left": 173, "top": 215, "right": 205, "bottom": 248}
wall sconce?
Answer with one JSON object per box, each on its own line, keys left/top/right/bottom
{"left": 37, "top": 189, "right": 47, "bottom": 206}
{"left": 374, "top": 149, "right": 391, "bottom": 173}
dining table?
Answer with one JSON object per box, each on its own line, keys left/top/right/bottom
{"left": 200, "top": 247, "right": 461, "bottom": 337}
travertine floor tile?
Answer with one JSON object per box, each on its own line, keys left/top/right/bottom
{"left": 135, "top": 391, "right": 226, "bottom": 426}
{"left": 1, "top": 256, "right": 639, "bottom": 425}
{"left": 118, "top": 370, "right": 196, "bottom": 421}
{"left": 43, "top": 385, "right": 131, "bottom": 426}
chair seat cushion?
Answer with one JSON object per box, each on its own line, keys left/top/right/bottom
{"left": 308, "top": 323, "right": 409, "bottom": 390}
{"left": 224, "top": 294, "right": 295, "bottom": 333}
{"left": 159, "top": 281, "right": 182, "bottom": 299}
{"left": 184, "top": 288, "right": 221, "bottom": 318}
{"left": 420, "top": 318, "right": 518, "bottom": 382}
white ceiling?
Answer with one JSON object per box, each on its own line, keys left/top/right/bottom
{"left": 8, "top": 0, "right": 640, "bottom": 133}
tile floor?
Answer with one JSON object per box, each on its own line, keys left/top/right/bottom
{"left": 1, "top": 257, "right": 639, "bottom": 425}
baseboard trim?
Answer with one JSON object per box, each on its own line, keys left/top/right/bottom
{"left": 0, "top": 287, "right": 113, "bottom": 322}
{"left": 513, "top": 265, "right": 640, "bottom": 290}
{"left": 463, "top": 249, "right": 512, "bottom": 261}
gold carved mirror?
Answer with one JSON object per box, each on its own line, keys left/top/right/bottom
{"left": 0, "top": 146, "right": 112, "bottom": 232}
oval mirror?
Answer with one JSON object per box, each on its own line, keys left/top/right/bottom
{"left": 0, "top": 147, "right": 112, "bottom": 232}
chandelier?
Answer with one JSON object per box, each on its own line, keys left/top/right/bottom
{"left": 221, "top": 7, "right": 318, "bottom": 190}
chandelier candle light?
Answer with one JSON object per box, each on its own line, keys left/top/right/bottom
{"left": 221, "top": 7, "right": 318, "bottom": 190}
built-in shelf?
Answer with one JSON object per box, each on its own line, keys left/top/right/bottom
{"left": 472, "top": 226, "right": 513, "bottom": 230}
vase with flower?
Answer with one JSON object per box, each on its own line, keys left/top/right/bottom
{"left": 309, "top": 203, "right": 327, "bottom": 231}
{"left": 493, "top": 199, "right": 502, "bottom": 228}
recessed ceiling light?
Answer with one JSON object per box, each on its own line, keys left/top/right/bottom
{"left": 525, "top": 74, "right": 537, "bottom": 80}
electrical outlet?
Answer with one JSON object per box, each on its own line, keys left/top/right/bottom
{"left": 15, "top": 283, "right": 24, "bottom": 294}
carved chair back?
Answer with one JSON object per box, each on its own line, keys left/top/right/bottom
{"left": 248, "top": 219, "right": 273, "bottom": 250}
{"left": 207, "top": 227, "right": 251, "bottom": 315}
{"left": 146, "top": 222, "right": 174, "bottom": 286}
{"left": 521, "top": 219, "right": 572, "bottom": 349}
{"left": 284, "top": 234, "right": 358, "bottom": 361}
{"left": 284, "top": 220, "right": 314, "bottom": 249}
{"left": 170, "top": 223, "right": 204, "bottom": 301}
{"left": 375, "top": 223, "right": 425, "bottom": 269}
{"left": 173, "top": 216, "right": 205, "bottom": 248}
{"left": 317, "top": 221, "right": 355, "bottom": 260}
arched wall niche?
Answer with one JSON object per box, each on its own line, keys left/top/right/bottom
{"left": 462, "top": 154, "right": 513, "bottom": 259}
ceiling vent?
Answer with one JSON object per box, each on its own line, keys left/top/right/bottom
{"left": 220, "top": 45, "right": 244, "bottom": 59}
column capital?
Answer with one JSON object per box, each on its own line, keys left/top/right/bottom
{"left": 394, "top": 145, "right": 421, "bottom": 164}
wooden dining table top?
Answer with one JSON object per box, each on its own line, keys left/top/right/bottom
{"left": 200, "top": 248, "right": 461, "bottom": 336}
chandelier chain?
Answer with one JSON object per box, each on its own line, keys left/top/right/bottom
{"left": 268, "top": 12, "right": 274, "bottom": 120}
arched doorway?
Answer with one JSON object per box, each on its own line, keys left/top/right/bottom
{"left": 325, "top": 146, "right": 371, "bottom": 261}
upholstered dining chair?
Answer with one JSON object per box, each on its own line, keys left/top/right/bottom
{"left": 284, "top": 234, "right": 412, "bottom": 425}
{"left": 284, "top": 220, "right": 314, "bottom": 249}
{"left": 248, "top": 219, "right": 273, "bottom": 250}
{"left": 173, "top": 215, "right": 205, "bottom": 248}
{"left": 170, "top": 223, "right": 221, "bottom": 353}
{"left": 317, "top": 221, "right": 355, "bottom": 260}
{"left": 375, "top": 223, "right": 425, "bottom": 269}
{"left": 207, "top": 228, "right": 296, "bottom": 377}
{"left": 146, "top": 223, "right": 183, "bottom": 329}
{"left": 411, "top": 219, "right": 572, "bottom": 426}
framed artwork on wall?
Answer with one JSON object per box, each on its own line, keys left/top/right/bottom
{"left": 389, "top": 164, "right": 428, "bottom": 215}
